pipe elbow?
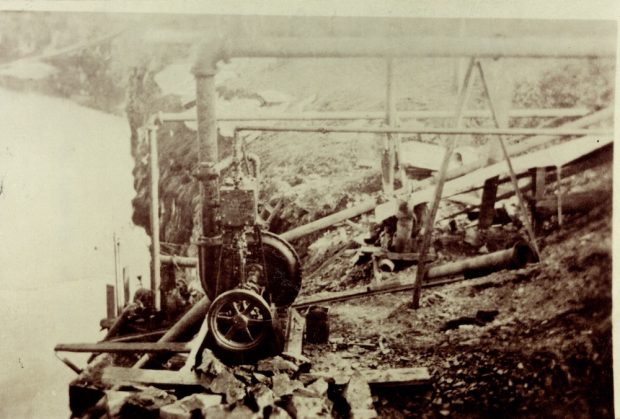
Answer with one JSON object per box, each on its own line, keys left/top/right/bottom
{"left": 192, "top": 38, "right": 230, "bottom": 77}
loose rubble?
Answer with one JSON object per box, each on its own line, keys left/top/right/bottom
{"left": 103, "top": 350, "right": 380, "bottom": 418}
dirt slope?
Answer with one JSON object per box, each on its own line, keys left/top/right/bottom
{"left": 303, "top": 163, "right": 613, "bottom": 418}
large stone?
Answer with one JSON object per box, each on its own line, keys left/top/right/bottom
{"left": 104, "top": 391, "right": 133, "bottom": 417}
{"left": 281, "top": 352, "right": 311, "bottom": 365}
{"left": 250, "top": 383, "right": 275, "bottom": 412}
{"left": 268, "top": 406, "right": 293, "bottom": 418}
{"left": 306, "top": 377, "right": 329, "bottom": 398}
{"left": 196, "top": 348, "right": 228, "bottom": 378}
{"left": 343, "top": 371, "right": 375, "bottom": 414}
{"left": 285, "top": 395, "right": 331, "bottom": 418}
{"left": 117, "top": 387, "right": 176, "bottom": 419}
{"left": 209, "top": 369, "right": 246, "bottom": 403}
{"left": 258, "top": 356, "right": 299, "bottom": 375}
{"left": 203, "top": 404, "right": 231, "bottom": 419}
{"left": 253, "top": 372, "right": 271, "bottom": 386}
{"left": 233, "top": 365, "right": 255, "bottom": 385}
{"left": 180, "top": 393, "right": 222, "bottom": 412}
{"left": 281, "top": 352, "right": 312, "bottom": 373}
{"left": 159, "top": 403, "right": 190, "bottom": 419}
{"left": 350, "top": 408, "right": 379, "bottom": 419}
{"left": 146, "top": 392, "right": 222, "bottom": 419}
{"left": 229, "top": 404, "right": 260, "bottom": 419}
{"left": 272, "top": 373, "right": 303, "bottom": 398}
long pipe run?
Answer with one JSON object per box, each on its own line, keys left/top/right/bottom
{"left": 293, "top": 243, "right": 533, "bottom": 308}
{"left": 293, "top": 242, "right": 535, "bottom": 308}
{"left": 190, "top": 36, "right": 617, "bottom": 59}
{"left": 158, "top": 108, "right": 590, "bottom": 123}
{"left": 234, "top": 125, "right": 612, "bottom": 137}
{"left": 160, "top": 254, "right": 200, "bottom": 267}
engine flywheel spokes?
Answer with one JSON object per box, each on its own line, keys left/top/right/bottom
{"left": 207, "top": 289, "right": 272, "bottom": 352}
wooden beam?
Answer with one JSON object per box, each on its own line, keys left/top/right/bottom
{"left": 478, "top": 176, "right": 499, "bottom": 230}
{"left": 106, "top": 330, "right": 167, "bottom": 343}
{"left": 106, "top": 284, "right": 116, "bottom": 320}
{"left": 532, "top": 167, "right": 547, "bottom": 201}
{"left": 101, "top": 367, "right": 205, "bottom": 388}
{"left": 284, "top": 308, "right": 305, "bottom": 356}
{"left": 413, "top": 57, "right": 477, "bottom": 309}
{"left": 54, "top": 342, "right": 190, "bottom": 354}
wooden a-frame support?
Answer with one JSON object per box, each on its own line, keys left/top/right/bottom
{"left": 411, "top": 58, "right": 541, "bottom": 309}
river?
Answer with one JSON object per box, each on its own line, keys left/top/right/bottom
{"left": 0, "top": 89, "right": 150, "bottom": 418}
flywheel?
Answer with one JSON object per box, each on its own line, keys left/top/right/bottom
{"left": 207, "top": 289, "right": 273, "bottom": 352}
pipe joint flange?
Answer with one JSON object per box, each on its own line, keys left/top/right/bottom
{"left": 198, "top": 235, "right": 223, "bottom": 247}
{"left": 194, "top": 162, "right": 219, "bottom": 181}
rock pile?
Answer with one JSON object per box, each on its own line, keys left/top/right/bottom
{"left": 105, "top": 349, "right": 377, "bottom": 419}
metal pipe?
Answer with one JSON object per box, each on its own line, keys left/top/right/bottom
{"left": 160, "top": 254, "right": 200, "bottom": 267}
{"left": 234, "top": 125, "right": 612, "bottom": 137}
{"left": 293, "top": 242, "right": 536, "bottom": 308}
{"left": 427, "top": 241, "right": 535, "bottom": 279}
{"left": 378, "top": 258, "right": 396, "bottom": 273}
{"left": 193, "top": 49, "right": 221, "bottom": 298}
{"left": 281, "top": 198, "right": 378, "bottom": 242}
{"left": 84, "top": 299, "right": 212, "bottom": 417}
{"left": 199, "top": 36, "right": 617, "bottom": 59}
{"left": 158, "top": 108, "right": 591, "bottom": 123}
{"left": 148, "top": 126, "right": 161, "bottom": 312}
{"left": 273, "top": 131, "right": 611, "bottom": 245}
{"left": 132, "top": 297, "right": 211, "bottom": 369}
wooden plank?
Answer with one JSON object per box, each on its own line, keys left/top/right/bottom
{"left": 371, "top": 255, "right": 382, "bottom": 284}
{"left": 533, "top": 167, "right": 547, "bottom": 201}
{"left": 301, "top": 367, "right": 431, "bottom": 387}
{"left": 375, "top": 134, "right": 613, "bottom": 222}
{"left": 478, "top": 175, "right": 499, "bottom": 230}
{"left": 106, "top": 330, "right": 167, "bottom": 343}
{"left": 284, "top": 308, "right": 305, "bottom": 356}
{"left": 106, "top": 285, "right": 116, "bottom": 320}
{"left": 362, "top": 367, "right": 432, "bottom": 388}
{"left": 180, "top": 318, "right": 211, "bottom": 373}
{"left": 54, "top": 342, "right": 190, "bottom": 354}
{"left": 101, "top": 367, "right": 204, "bottom": 388}
{"left": 384, "top": 251, "right": 419, "bottom": 261}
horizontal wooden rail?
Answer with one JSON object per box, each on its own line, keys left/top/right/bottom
{"left": 54, "top": 342, "right": 190, "bottom": 354}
